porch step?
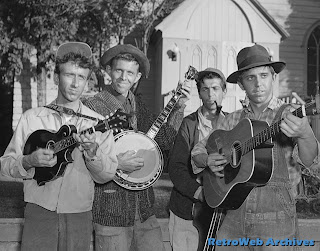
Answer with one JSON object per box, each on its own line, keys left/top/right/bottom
{"left": 1, "top": 218, "right": 320, "bottom": 251}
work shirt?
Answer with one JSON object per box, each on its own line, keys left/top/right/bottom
{"left": 0, "top": 101, "right": 118, "bottom": 213}
{"left": 194, "top": 107, "right": 226, "bottom": 198}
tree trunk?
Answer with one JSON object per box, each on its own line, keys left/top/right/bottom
{"left": 37, "top": 66, "right": 46, "bottom": 107}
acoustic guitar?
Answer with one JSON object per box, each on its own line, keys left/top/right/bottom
{"left": 23, "top": 109, "right": 130, "bottom": 186}
{"left": 203, "top": 98, "right": 320, "bottom": 210}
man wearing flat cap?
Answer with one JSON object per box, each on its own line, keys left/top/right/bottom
{"left": 84, "top": 44, "right": 191, "bottom": 251}
{"left": 168, "top": 67, "right": 227, "bottom": 250}
{"left": 0, "top": 42, "right": 118, "bottom": 250}
{"left": 191, "top": 44, "right": 320, "bottom": 250}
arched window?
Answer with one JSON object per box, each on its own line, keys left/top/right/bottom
{"left": 307, "top": 25, "right": 320, "bottom": 96}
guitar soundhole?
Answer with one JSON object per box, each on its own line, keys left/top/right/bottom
{"left": 231, "top": 141, "right": 242, "bottom": 168}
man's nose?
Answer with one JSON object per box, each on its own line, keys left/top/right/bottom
{"left": 73, "top": 77, "right": 80, "bottom": 87}
{"left": 120, "top": 72, "right": 128, "bottom": 80}
{"left": 208, "top": 88, "right": 216, "bottom": 97}
{"left": 254, "top": 76, "right": 262, "bottom": 87}
{"left": 71, "top": 75, "right": 80, "bottom": 87}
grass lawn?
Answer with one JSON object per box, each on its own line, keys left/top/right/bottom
{"left": 0, "top": 173, "right": 173, "bottom": 219}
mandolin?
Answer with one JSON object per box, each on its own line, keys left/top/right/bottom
{"left": 23, "top": 109, "right": 130, "bottom": 186}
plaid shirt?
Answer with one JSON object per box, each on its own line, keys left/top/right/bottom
{"left": 191, "top": 96, "right": 320, "bottom": 192}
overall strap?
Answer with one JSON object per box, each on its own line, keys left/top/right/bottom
{"left": 239, "top": 109, "right": 247, "bottom": 120}
{"left": 269, "top": 104, "right": 296, "bottom": 218}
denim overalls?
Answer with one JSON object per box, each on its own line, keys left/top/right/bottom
{"left": 216, "top": 105, "right": 298, "bottom": 243}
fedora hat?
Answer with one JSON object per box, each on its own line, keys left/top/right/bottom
{"left": 56, "top": 42, "right": 92, "bottom": 61}
{"left": 196, "top": 67, "right": 226, "bottom": 83}
{"left": 100, "top": 44, "right": 150, "bottom": 78}
{"left": 226, "top": 44, "right": 286, "bottom": 83}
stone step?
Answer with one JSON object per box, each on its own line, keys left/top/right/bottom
{"left": 1, "top": 218, "right": 320, "bottom": 251}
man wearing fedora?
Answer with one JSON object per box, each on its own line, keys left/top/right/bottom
{"left": 84, "top": 44, "right": 191, "bottom": 251}
{"left": 168, "top": 67, "right": 227, "bottom": 251}
{"left": 191, "top": 44, "right": 320, "bottom": 250}
{"left": 0, "top": 42, "right": 118, "bottom": 250}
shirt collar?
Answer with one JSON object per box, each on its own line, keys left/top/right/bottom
{"left": 245, "top": 96, "right": 278, "bottom": 114}
{"left": 197, "top": 106, "right": 226, "bottom": 129}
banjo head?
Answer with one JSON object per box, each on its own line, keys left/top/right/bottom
{"left": 114, "top": 131, "right": 164, "bottom": 190}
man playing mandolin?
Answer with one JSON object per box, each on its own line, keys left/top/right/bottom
{"left": 0, "top": 42, "right": 118, "bottom": 250}
{"left": 84, "top": 44, "right": 192, "bottom": 251}
{"left": 191, "top": 44, "right": 320, "bottom": 250}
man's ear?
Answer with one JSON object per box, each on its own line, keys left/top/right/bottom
{"left": 238, "top": 82, "right": 245, "bottom": 91}
{"left": 54, "top": 73, "right": 59, "bottom": 86}
{"left": 222, "top": 85, "right": 227, "bottom": 98}
{"left": 105, "top": 65, "right": 111, "bottom": 75}
{"left": 134, "top": 72, "right": 142, "bottom": 84}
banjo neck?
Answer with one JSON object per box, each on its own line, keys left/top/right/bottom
{"left": 146, "top": 88, "right": 184, "bottom": 139}
{"left": 146, "top": 65, "right": 198, "bottom": 139}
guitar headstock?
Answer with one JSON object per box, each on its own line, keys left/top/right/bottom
{"left": 185, "top": 65, "right": 198, "bottom": 80}
{"left": 95, "top": 109, "right": 131, "bottom": 133}
{"left": 304, "top": 94, "right": 320, "bottom": 116}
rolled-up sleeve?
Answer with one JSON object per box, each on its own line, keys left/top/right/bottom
{"left": 292, "top": 140, "right": 320, "bottom": 174}
{"left": 191, "top": 135, "right": 209, "bottom": 174}
{"left": 85, "top": 130, "right": 118, "bottom": 183}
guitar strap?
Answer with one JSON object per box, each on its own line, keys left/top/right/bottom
{"left": 45, "top": 104, "right": 99, "bottom": 121}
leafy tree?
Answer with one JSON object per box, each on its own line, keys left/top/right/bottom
{"left": 0, "top": 0, "right": 86, "bottom": 106}
{"left": 0, "top": 0, "right": 185, "bottom": 105}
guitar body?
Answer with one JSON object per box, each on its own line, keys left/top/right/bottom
{"left": 204, "top": 118, "right": 274, "bottom": 210}
{"left": 23, "top": 125, "right": 77, "bottom": 185}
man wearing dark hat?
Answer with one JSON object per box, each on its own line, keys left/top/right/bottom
{"left": 84, "top": 44, "right": 191, "bottom": 251}
{"left": 0, "top": 42, "right": 118, "bottom": 250}
{"left": 168, "top": 68, "right": 227, "bottom": 251}
{"left": 191, "top": 44, "right": 320, "bottom": 250}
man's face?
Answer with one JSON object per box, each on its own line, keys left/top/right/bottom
{"left": 107, "top": 59, "right": 142, "bottom": 97}
{"left": 55, "top": 61, "right": 90, "bottom": 104}
{"left": 239, "top": 66, "right": 275, "bottom": 106}
{"left": 199, "top": 77, "right": 226, "bottom": 112}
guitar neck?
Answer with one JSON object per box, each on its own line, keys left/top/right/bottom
{"left": 52, "top": 120, "right": 109, "bottom": 154}
{"left": 242, "top": 101, "right": 315, "bottom": 155}
{"left": 146, "top": 87, "right": 184, "bottom": 139}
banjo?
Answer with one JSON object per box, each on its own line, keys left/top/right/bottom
{"left": 114, "top": 66, "right": 198, "bottom": 190}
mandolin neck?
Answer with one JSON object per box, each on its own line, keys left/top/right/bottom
{"left": 52, "top": 120, "right": 109, "bottom": 154}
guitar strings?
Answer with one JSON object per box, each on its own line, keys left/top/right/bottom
{"left": 224, "top": 102, "right": 312, "bottom": 162}
{"left": 203, "top": 209, "right": 223, "bottom": 251}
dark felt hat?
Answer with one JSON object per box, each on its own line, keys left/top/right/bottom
{"left": 226, "top": 44, "right": 286, "bottom": 83}
{"left": 100, "top": 44, "right": 150, "bottom": 78}
{"left": 56, "top": 42, "right": 92, "bottom": 61}
{"left": 196, "top": 67, "right": 226, "bottom": 83}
